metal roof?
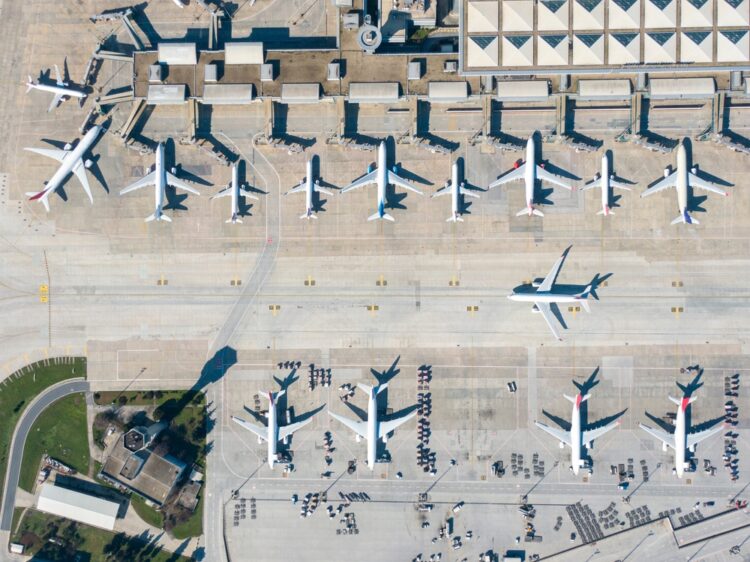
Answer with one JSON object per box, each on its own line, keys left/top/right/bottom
{"left": 348, "top": 82, "right": 401, "bottom": 103}
{"left": 281, "top": 83, "right": 321, "bottom": 103}
{"left": 202, "top": 84, "right": 255, "bottom": 105}
{"left": 225, "top": 42, "right": 264, "bottom": 65}
{"left": 157, "top": 43, "right": 196, "bottom": 65}
{"left": 428, "top": 81, "right": 469, "bottom": 102}
{"left": 578, "top": 79, "right": 632, "bottom": 99}
{"left": 649, "top": 77, "right": 716, "bottom": 99}
{"left": 147, "top": 84, "right": 186, "bottom": 105}
{"left": 37, "top": 484, "right": 119, "bottom": 531}
{"left": 496, "top": 79, "right": 550, "bottom": 101}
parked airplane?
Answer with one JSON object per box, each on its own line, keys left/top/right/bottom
{"left": 582, "top": 153, "right": 632, "bottom": 216}
{"left": 25, "top": 125, "right": 103, "bottom": 211}
{"left": 508, "top": 246, "right": 596, "bottom": 341}
{"left": 488, "top": 135, "right": 575, "bottom": 217}
{"left": 341, "top": 141, "right": 423, "bottom": 221}
{"left": 432, "top": 161, "right": 479, "bottom": 222}
{"left": 639, "top": 371, "right": 724, "bottom": 478}
{"left": 641, "top": 140, "right": 728, "bottom": 225}
{"left": 120, "top": 143, "right": 204, "bottom": 222}
{"left": 211, "top": 162, "right": 257, "bottom": 224}
{"left": 232, "top": 389, "right": 324, "bottom": 469}
{"left": 329, "top": 382, "right": 416, "bottom": 470}
{"left": 26, "top": 63, "right": 86, "bottom": 112}
{"left": 286, "top": 159, "right": 333, "bottom": 219}
{"left": 535, "top": 370, "right": 623, "bottom": 475}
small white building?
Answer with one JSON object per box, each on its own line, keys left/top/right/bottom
{"left": 37, "top": 483, "right": 119, "bottom": 531}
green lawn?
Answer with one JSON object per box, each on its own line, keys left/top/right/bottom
{"left": 93, "top": 390, "right": 187, "bottom": 407}
{"left": 19, "top": 392, "right": 90, "bottom": 492}
{"left": 12, "top": 509, "right": 194, "bottom": 562}
{"left": 130, "top": 494, "right": 164, "bottom": 528}
{"left": 171, "top": 492, "right": 204, "bottom": 540}
{"left": 0, "top": 357, "right": 85, "bottom": 504}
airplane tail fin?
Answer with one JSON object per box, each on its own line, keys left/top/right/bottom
{"left": 226, "top": 216, "right": 243, "bottom": 224}
{"left": 516, "top": 206, "right": 543, "bottom": 217}
{"left": 300, "top": 210, "right": 318, "bottom": 220}
{"left": 356, "top": 383, "right": 374, "bottom": 395}
{"left": 26, "top": 189, "right": 52, "bottom": 212}
{"left": 376, "top": 382, "right": 389, "bottom": 394}
{"left": 261, "top": 389, "right": 285, "bottom": 402}
{"left": 446, "top": 215, "right": 464, "bottom": 223}
{"left": 668, "top": 395, "right": 682, "bottom": 406}
{"left": 597, "top": 207, "right": 612, "bottom": 216}
{"left": 146, "top": 211, "right": 171, "bottom": 223}
{"left": 368, "top": 212, "right": 395, "bottom": 222}
{"left": 580, "top": 298, "right": 591, "bottom": 313}
{"left": 671, "top": 210, "right": 698, "bottom": 226}
{"left": 26, "top": 76, "right": 34, "bottom": 93}
{"left": 563, "top": 394, "right": 576, "bottom": 404}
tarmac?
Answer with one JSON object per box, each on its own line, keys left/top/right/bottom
{"left": 2, "top": 1, "right": 750, "bottom": 561}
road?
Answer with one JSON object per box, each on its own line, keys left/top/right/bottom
{"left": 0, "top": 378, "right": 89, "bottom": 531}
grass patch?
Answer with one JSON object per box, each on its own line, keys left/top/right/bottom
{"left": 19, "top": 393, "right": 90, "bottom": 492}
{"left": 12, "top": 508, "right": 193, "bottom": 561}
{"left": 93, "top": 390, "right": 186, "bottom": 407}
{"left": 11, "top": 507, "right": 25, "bottom": 533}
{"left": 130, "top": 494, "right": 164, "bottom": 528}
{"left": 0, "top": 357, "right": 85, "bottom": 504}
{"left": 410, "top": 26, "right": 435, "bottom": 42}
{"left": 170, "top": 492, "right": 203, "bottom": 540}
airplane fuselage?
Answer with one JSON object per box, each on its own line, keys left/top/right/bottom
{"left": 230, "top": 163, "right": 241, "bottom": 222}
{"left": 674, "top": 399, "right": 688, "bottom": 478}
{"left": 675, "top": 143, "right": 689, "bottom": 217}
{"left": 376, "top": 142, "right": 388, "bottom": 217}
{"left": 30, "top": 82, "right": 86, "bottom": 100}
{"left": 450, "top": 162, "right": 461, "bottom": 219}
{"left": 600, "top": 155, "right": 611, "bottom": 215}
{"left": 523, "top": 137, "right": 537, "bottom": 210}
{"left": 305, "top": 160, "right": 315, "bottom": 217}
{"left": 366, "top": 390, "right": 379, "bottom": 470}
{"left": 267, "top": 394, "right": 279, "bottom": 469}
{"left": 35, "top": 125, "right": 101, "bottom": 201}
{"left": 153, "top": 143, "right": 167, "bottom": 217}
{"left": 508, "top": 292, "right": 584, "bottom": 305}
{"left": 570, "top": 396, "right": 583, "bottom": 475}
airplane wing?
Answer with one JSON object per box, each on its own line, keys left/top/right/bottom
{"left": 582, "top": 421, "right": 619, "bottom": 446}
{"left": 609, "top": 179, "right": 632, "bottom": 191}
{"left": 231, "top": 415, "right": 267, "bottom": 442}
{"left": 120, "top": 171, "right": 156, "bottom": 195}
{"left": 54, "top": 64, "right": 63, "bottom": 86}
{"left": 686, "top": 423, "right": 724, "bottom": 450}
{"left": 166, "top": 172, "right": 200, "bottom": 195}
{"left": 278, "top": 417, "right": 313, "bottom": 442}
{"left": 535, "top": 302, "right": 562, "bottom": 341}
{"left": 71, "top": 159, "right": 93, "bottom": 204}
{"left": 432, "top": 184, "right": 451, "bottom": 197}
{"left": 688, "top": 173, "right": 727, "bottom": 196}
{"left": 48, "top": 94, "right": 64, "bottom": 113}
{"left": 536, "top": 166, "right": 574, "bottom": 190}
{"left": 286, "top": 181, "right": 306, "bottom": 195}
{"left": 488, "top": 164, "right": 526, "bottom": 189}
{"left": 342, "top": 170, "right": 377, "bottom": 193}
{"left": 535, "top": 421, "right": 571, "bottom": 446}
{"left": 239, "top": 188, "right": 259, "bottom": 200}
{"left": 211, "top": 185, "right": 232, "bottom": 199}
{"left": 388, "top": 171, "right": 423, "bottom": 195}
{"left": 641, "top": 172, "right": 677, "bottom": 198}
{"left": 329, "top": 411, "right": 367, "bottom": 440}
{"left": 639, "top": 423, "right": 674, "bottom": 449}
{"left": 537, "top": 246, "right": 571, "bottom": 292}
{"left": 25, "top": 147, "right": 68, "bottom": 162}
{"left": 378, "top": 410, "right": 417, "bottom": 439}
{"left": 580, "top": 177, "right": 602, "bottom": 191}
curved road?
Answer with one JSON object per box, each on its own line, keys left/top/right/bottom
{"left": 0, "top": 378, "right": 89, "bottom": 531}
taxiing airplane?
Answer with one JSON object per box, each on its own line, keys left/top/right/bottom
{"left": 286, "top": 159, "right": 333, "bottom": 219}
{"left": 432, "top": 161, "right": 479, "bottom": 222}
{"left": 582, "top": 153, "right": 632, "bottom": 217}
{"left": 641, "top": 140, "right": 728, "bottom": 225}
{"left": 232, "top": 389, "right": 324, "bottom": 469}
{"left": 341, "top": 141, "right": 423, "bottom": 221}
{"left": 535, "top": 370, "right": 623, "bottom": 475}
{"left": 639, "top": 371, "right": 724, "bottom": 478}
{"left": 211, "top": 162, "right": 257, "bottom": 224}
{"left": 25, "top": 125, "right": 103, "bottom": 211}
{"left": 120, "top": 143, "right": 203, "bottom": 222}
{"left": 508, "top": 246, "right": 595, "bottom": 341}
{"left": 329, "top": 382, "right": 416, "bottom": 470}
{"left": 26, "top": 64, "right": 86, "bottom": 112}
{"left": 488, "top": 135, "right": 575, "bottom": 217}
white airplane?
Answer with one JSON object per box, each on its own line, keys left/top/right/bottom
{"left": 329, "top": 382, "right": 417, "bottom": 470}
{"left": 232, "top": 389, "right": 323, "bottom": 469}
{"left": 508, "top": 246, "right": 595, "bottom": 341}
{"left": 432, "top": 161, "right": 479, "bottom": 222}
{"left": 639, "top": 372, "right": 724, "bottom": 478}
{"left": 535, "top": 370, "right": 622, "bottom": 475}
{"left": 488, "top": 135, "right": 575, "bottom": 217}
{"left": 341, "top": 141, "right": 423, "bottom": 221}
{"left": 641, "top": 140, "right": 728, "bottom": 225}
{"left": 285, "top": 159, "right": 334, "bottom": 219}
{"left": 25, "top": 125, "right": 103, "bottom": 211}
{"left": 26, "top": 64, "right": 86, "bottom": 112}
{"left": 120, "top": 143, "right": 203, "bottom": 222}
{"left": 211, "top": 163, "right": 257, "bottom": 224}
{"left": 581, "top": 153, "right": 632, "bottom": 217}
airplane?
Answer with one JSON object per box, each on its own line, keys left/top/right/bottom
{"left": 170, "top": 0, "right": 186, "bottom": 7}
{"left": 25, "top": 125, "right": 103, "bottom": 211}
{"left": 341, "top": 141, "right": 423, "bottom": 221}
{"left": 581, "top": 153, "right": 632, "bottom": 217}
{"left": 329, "top": 381, "right": 417, "bottom": 470}
{"left": 639, "top": 371, "right": 724, "bottom": 478}
{"left": 535, "top": 370, "right": 623, "bottom": 475}
{"left": 508, "top": 245, "right": 596, "bottom": 341}
{"left": 432, "top": 161, "right": 479, "bottom": 222}
{"left": 120, "top": 143, "right": 204, "bottom": 222}
{"left": 232, "top": 389, "right": 324, "bottom": 469}
{"left": 211, "top": 162, "right": 258, "bottom": 224}
{"left": 26, "top": 63, "right": 86, "bottom": 112}
{"left": 641, "top": 140, "right": 728, "bottom": 225}
{"left": 285, "top": 159, "right": 334, "bottom": 219}
{"left": 488, "top": 135, "right": 575, "bottom": 217}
